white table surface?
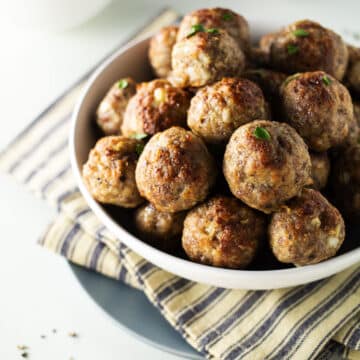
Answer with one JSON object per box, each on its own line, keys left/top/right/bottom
{"left": 0, "top": 1, "right": 359, "bottom": 359}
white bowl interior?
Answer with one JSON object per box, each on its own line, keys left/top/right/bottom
{"left": 70, "top": 36, "right": 360, "bottom": 290}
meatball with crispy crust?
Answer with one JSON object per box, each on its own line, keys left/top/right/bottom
{"left": 177, "top": 8, "right": 250, "bottom": 53}
{"left": 135, "top": 127, "right": 217, "bottom": 212}
{"left": 96, "top": 78, "right": 136, "bottom": 135}
{"left": 223, "top": 120, "right": 312, "bottom": 213}
{"left": 149, "top": 26, "right": 178, "bottom": 78}
{"left": 329, "top": 144, "right": 360, "bottom": 222}
{"left": 281, "top": 71, "right": 353, "bottom": 151}
{"left": 269, "top": 188, "right": 345, "bottom": 266}
{"left": 170, "top": 29, "right": 245, "bottom": 88}
{"left": 345, "top": 45, "right": 360, "bottom": 94}
{"left": 309, "top": 152, "right": 330, "bottom": 190}
{"left": 187, "top": 78, "right": 269, "bottom": 144}
{"left": 135, "top": 203, "right": 186, "bottom": 252}
{"left": 270, "top": 20, "right": 348, "bottom": 80}
{"left": 121, "top": 79, "right": 190, "bottom": 137}
{"left": 83, "top": 136, "right": 144, "bottom": 207}
{"left": 182, "top": 196, "right": 266, "bottom": 269}
{"left": 242, "top": 68, "right": 287, "bottom": 118}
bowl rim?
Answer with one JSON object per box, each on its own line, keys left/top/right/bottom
{"left": 69, "top": 35, "right": 360, "bottom": 289}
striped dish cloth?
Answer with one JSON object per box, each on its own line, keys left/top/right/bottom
{"left": 1, "top": 8, "right": 360, "bottom": 360}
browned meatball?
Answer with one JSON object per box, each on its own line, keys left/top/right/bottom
{"left": 83, "top": 136, "right": 144, "bottom": 207}
{"left": 341, "top": 100, "right": 360, "bottom": 146}
{"left": 223, "top": 120, "right": 311, "bottom": 213}
{"left": 182, "top": 196, "right": 266, "bottom": 269}
{"left": 269, "top": 20, "right": 348, "bottom": 80}
{"left": 121, "top": 79, "right": 190, "bottom": 137}
{"left": 309, "top": 152, "right": 330, "bottom": 190}
{"left": 135, "top": 203, "right": 186, "bottom": 252}
{"left": 242, "top": 69, "right": 287, "bottom": 101}
{"left": 96, "top": 78, "right": 136, "bottom": 135}
{"left": 135, "top": 127, "right": 216, "bottom": 212}
{"left": 345, "top": 45, "right": 360, "bottom": 94}
{"left": 281, "top": 71, "right": 353, "bottom": 151}
{"left": 329, "top": 144, "right": 360, "bottom": 222}
{"left": 176, "top": 8, "right": 250, "bottom": 53}
{"left": 149, "top": 26, "right": 178, "bottom": 78}
{"left": 269, "top": 188, "right": 345, "bottom": 266}
{"left": 242, "top": 68, "right": 287, "bottom": 118}
{"left": 187, "top": 78, "right": 269, "bottom": 144}
{"left": 170, "top": 29, "right": 245, "bottom": 88}
{"left": 248, "top": 32, "right": 277, "bottom": 67}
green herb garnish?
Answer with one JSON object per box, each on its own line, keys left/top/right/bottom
{"left": 293, "top": 29, "right": 309, "bottom": 37}
{"left": 131, "top": 133, "right": 148, "bottom": 140}
{"left": 117, "top": 79, "right": 128, "bottom": 89}
{"left": 287, "top": 44, "right": 299, "bottom": 55}
{"left": 283, "top": 73, "right": 300, "bottom": 86}
{"left": 223, "top": 13, "right": 233, "bottom": 21}
{"left": 322, "top": 75, "right": 332, "bottom": 86}
{"left": 135, "top": 143, "right": 145, "bottom": 156}
{"left": 206, "top": 28, "right": 219, "bottom": 34}
{"left": 254, "top": 126, "right": 271, "bottom": 140}
{"left": 186, "top": 24, "right": 205, "bottom": 38}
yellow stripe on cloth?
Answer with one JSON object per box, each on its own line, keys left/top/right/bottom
{"left": 1, "top": 8, "right": 359, "bottom": 360}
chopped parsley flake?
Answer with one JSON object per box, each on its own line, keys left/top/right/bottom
{"left": 206, "top": 28, "right": 219, "bottom": 34}
{"left": 322, "top": 75, "right": 332, "bottom": 86}
{"left": 117, "top": 79, "right": 128, "bottom": 89}
{"left": 287, "top": 44, "right": 299, "bottom": 55}
{"left": 186, "top": 24, "right": 205, "bottom": 38}
{"left": 131, "top": 133, "right": 148, "bottom": 140}
{"left": 135, "top": 143, "right": 145, "bottom": 156}
{"left": 223, "top": 13, "right": 233, "bottom": 21}
{"left": 254, "top": 126, "right": 271, "bottom": 140}
{"left": 293, "top": 29, "right": 309, "bottom": 37}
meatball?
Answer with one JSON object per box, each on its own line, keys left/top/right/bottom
{"left": 121, "top": 79, "right": 190, "bottom": 137}
{"left": 170, "top": 29, "right": 245, "bottom": 88}
{"left": 281, "top": 71, "right": 353, "bottom": 151}
{"left": 223, "top": 120, "right": 311, "bottom": 213}
{"left": 176, "top": 8, "right": 250, "bottom": 53}
{"left": 309, "top": 152, "right": 330, "bottom": 190}
{"left": 269, "top": 20, "right": 348, "bottom": 80}
{"left": 345, "top": 45, "right": 360, "bottom": 94}
{"left": 329, "top": 144, "right": 360, "bottom": 222}
{"left": 187, "top": 78, "right": 269, "bottom": 144}
{"left": 242, "top": 68, "right": 287, "bottom": 101}
{"left": 341, "top": 100, "right": 360, "bottom": 146}
{"left": 135, "top": 203, "right": 186, "bottom": 252}
{"left": 83, "top": 136, "right": 144, "bottom": 207}
{"left": 149, "top": 26, "right": 178, "bottom": 78}
{"left": 136, "top": 127, "right": 216, "bottom": 212}
{"left": 242, "top": 68, "right": 287, "bottom": 118}
{"left": 96, "top": 78, "right": 136, "bottom": 135}
{"left": 182, "top": 196, "right": 266, "bottom": 269}
{"left": 269, "top": 188, "right": 345, "bottom": 266}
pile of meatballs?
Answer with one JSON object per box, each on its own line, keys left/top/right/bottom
{"left": 83, "top": 8, "right": 360, "bottom": 270}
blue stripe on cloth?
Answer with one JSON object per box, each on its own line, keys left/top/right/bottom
{"left": 8, "top": 113, "right": 71, "bottom": 173}
{"left": 60, "top": 223, "right": 81, "bottom": 256}
{"left": 176, "top": 288, "right": 227, "bottom": 326}
{"left": 267, "top": 271, "right": 360, "bottom": 360}
{"left": 24, "top": 139, "right": 68, "bottom": 183}
{"left": 199, "top": 291, "right": 267, "bottom": 351}
{"left": 156, "top": 278, "right": 190, "bottom": 302}
{"left": 309, "top": 306, "right": 360, "bottom": 359}
{"left": 76, "top": 208, "right": 92, "bottom": 219}
{"left": 222, "top": 279, "right": 325, "bottom": 359}
{"left": 41, "top": 164, "right": 72, "bottom": 196}
{"left": 347, "top": 324, "right": 360, "bottom": 350}
{"left": 118, "top": 265, "right": 128, "bottom": 282}
{"left": 89, "top": 241, "right": 105, "bottom": 270}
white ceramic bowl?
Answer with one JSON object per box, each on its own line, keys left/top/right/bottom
{"left": 70, "top": 36, "right": 360, "bottom": 290}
